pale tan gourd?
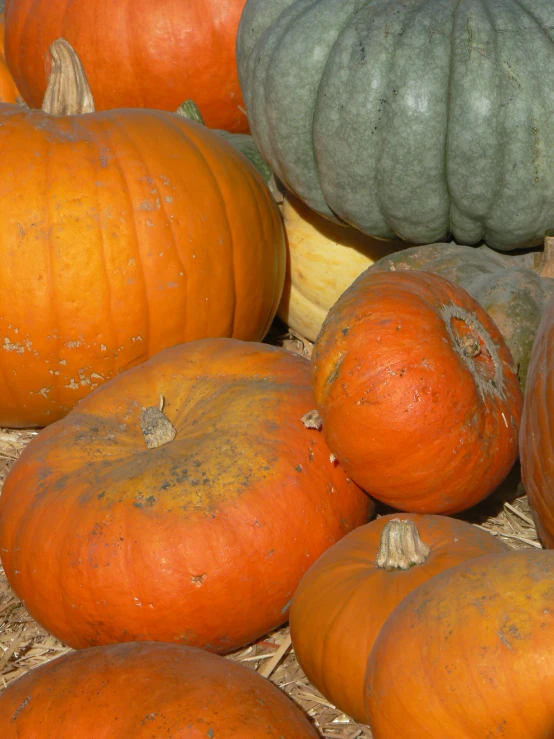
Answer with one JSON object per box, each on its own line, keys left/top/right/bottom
{"left": 277, "top": 195, "right": 404, "bottom": 341}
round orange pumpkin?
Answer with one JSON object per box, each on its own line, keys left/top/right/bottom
{"left": 311, "top": 270, "right": 523, "bottom": 514}
{"left": 289, "top": 514, "right": 507, "bottom": 723}
{"left": 0, "top": 641, "right": 319, "bottom": 737}
{"left": 0, "top": 339, "right": 372, "bottom": 652}
{"left": 520, "top": 290, "right": 554, "bottom": 548}
{"left": 0, "top": 20, "right": 19, "bottom": 103}
{"left": 365, "top": 550, "right": 554, "bottom": 738}
{"left": 0, "top": 39, "right": 284, "bottom": 428}
{"left": 4, "top": 0, "right": 249, "bottom": 132}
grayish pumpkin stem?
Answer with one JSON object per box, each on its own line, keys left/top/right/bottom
{"left": 375, "top": 519, "right": 431, "bottom": 571}
{"left": 538, "top": 231, "right": 554, "bottom": 279}
{"left": 175, "top": 100, "right": 206, "bottom": 125}
{"left": 140, "top": 405, "right": 176, "bottom": 449}
{"left": 42, "top": 37, "right": 95, "bottom": 116}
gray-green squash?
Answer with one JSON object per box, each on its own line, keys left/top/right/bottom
{"left": 237, "top": 0, "right": 554, "bottom": 250}
{"left": 362, "top": 239, "right": 554, "bottom": 389}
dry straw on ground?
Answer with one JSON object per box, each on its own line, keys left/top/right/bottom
{"left": 0, "top": 323, "right": 540, "bottom": 738}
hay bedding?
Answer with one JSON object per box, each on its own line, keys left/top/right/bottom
{"left": 0, "top": 322, "right": 539, "bottom": 738}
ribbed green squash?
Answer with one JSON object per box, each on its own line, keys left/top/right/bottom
{"left": 364, "top": 241, "right": 554, "bottom": 389}
{"left": 237, "top": 0, "right": 554, "bottom": 250}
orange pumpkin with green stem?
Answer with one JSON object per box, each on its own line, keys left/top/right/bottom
{"left": 0, "top": 338, "right": 372, "bottom": 652}
{"left": 311, "top": 270, "right": 523, "bottom": 514}
{"left": 0, "top": 39, "right": 284, "bottom": 428}
{"left": 290, "top": 514, "right": 507, "bottom": 723}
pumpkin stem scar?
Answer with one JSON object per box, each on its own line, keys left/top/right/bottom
{"left": 538, "top": 231, "right": 554, "bottom": 279}
{"left": 440, "top": 303, "right": 505, "bottom": 401}
{"left": 140, "top": 405, "right": 176, "bottom": 449}
{"left": 42, "top": 37, "right": 95, "bottom": 116}
{"left": 375, "top": 519, "right": 431, "bottom": 571}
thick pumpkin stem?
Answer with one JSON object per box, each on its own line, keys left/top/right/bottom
{"left": 375, "top": 519, "right": 431, "bottom": 571}
{"left": 175, "top": 100, "right": 205, "bottom": 124}
{"left": 537, "top": 231, "right": 554, "bottom": 279}
{"left": 140, "top": 403, "right": 176, "bottom": 449}
{"left": 42, "top": 38, "right": 95, "bottom": 115}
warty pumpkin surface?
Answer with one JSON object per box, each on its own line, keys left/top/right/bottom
{"left": 0, "top": 20, "right": 19, "bottom": 103}
{"left": 0, "top": 40, "right": 285, "bottom": 428}
{"left": 520, "top": 289, "right": 554, "bottom": 548}
{"left": 311, "top": 270, "right": 523, "bottom": 513}
{"left": 365, "top": 550, "right": 554, "bottom": 738}
{"left": 289, "top": 514, "right": 507, "bottom": 724}
{"left": 0, "top": 641, "right": 319, "bottom": 738}
{"left": 278, "top": 194, "right": 404, "bottom": 343}
{"left": 365, "top": 241, "right": 554, "bottom": 389}
{"left": 237, "top": 0, "right": 554, "bottom": 249}
{"left": 0, "top": 339, "right": 372, "bottom": 652}
{"left": 4, "top": 0, "right": 249, "bottom": 132}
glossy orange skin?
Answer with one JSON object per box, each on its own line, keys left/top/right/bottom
{"left": 4, "top": 0, "right": 249, "bottom": 132}
{"left": 365, "top": 550, "right": 554, "bottom": 738}
{"left": 0, "top": 103, "right": 284, "bottom": 427}
{"left": 0, "top": 21, "right": 19, "bottom": 103}
{"left": 312, "top": 270, "right": 523, "bottom": 514}
{"left": 289, "top": 514, "right": 506, "bottom": 724}
{"left": 520, "top": 293, "right": 554, "bottom": 547}
{"left": 0, "top": 641, "right": 319, "bottom": 738}
{"left": 0, "top": 339, "right": 372, "bottom": 652}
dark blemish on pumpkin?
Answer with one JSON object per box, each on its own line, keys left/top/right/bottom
{"left": 325, "top": 354, "right": 345, "bottom": 386}
{"left": 497, "top": 631, "right": 514, "bottom": 652}
{"left": 295, "top": 464, "right": 303, "bottom": 472}
{"left": 207, "top": 727, "right": 215, "bottom": 738}
{"left": 191, "top": 574, "right": 207, "bottom": 588}
{"left": 342, "top": 327, "right": 349, "bottom": 335}
{"left": 90, "top": 427, "right": 99, "bottom": 433}
{"left": 281, "top": 598, "right": 293, "bottom": 614}
{"left": 160, "top": 481, "right": 170, "bottom": 490}
{"left": 11, "top": 695, "right": 32, "bottom": 721}
{"left": 97, "top": 491, "right": 106, "bottom": 500}
{"left": 141, "top": 713, "right": 157, "bottom": 725}
{"left": 267, "top": 549, "right": 274, "bottom": 557}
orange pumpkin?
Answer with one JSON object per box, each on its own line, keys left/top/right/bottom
{"left": 290, "top": 514, "right": 507, "bottom": 723}
{"left": 4, "top": 0, "right": 249, "bottom": 132}
{"left": 365, "top": 550, "right": 554, "bottom": 738}
{"left": 0, "top": 20, "right": 19, "bottom": 103}
{"left": 0, "top": 39, "right": 284, "bottom": 428}
{"left": 520, "top": 290, "right": 554, "bottom": 547}
{"left": 0, "top": 339, "right": 372, "bottom": 652}
{"left": 311, "top": 270, "right": 523, "bottom": 514}
{"left": 0, "top": 641, "right": 319, "bottom": 737}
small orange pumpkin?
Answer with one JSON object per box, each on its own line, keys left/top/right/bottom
{"left": 311, "top": 270, "right": 523, "bottom": 514}
{"left": 0, "top": 641, "right": 319, "bottom": 737}
{"left": 0, "top": 339, "right": 372, "bottom": 652}
{"left": 365, "top": 550, "right": 554, "bottom": 738}
{"left": 0, "top": 39, "right": 284, "bottom": 427}
{"left": 290, "top": 514, "right": 507, "bottom": 723}
{"left": 0, "top": 20, "right": 19, "bottom": 103}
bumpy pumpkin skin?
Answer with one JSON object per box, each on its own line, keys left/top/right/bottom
{"left": 365, "top": 551, "right": 554, "bottom": 738}
{"left": 4, "top": 0, "right": 249, "bottom": 132}
{"left": 0, "top": 642, "right": 320, "bottom": 738}
{"left": 311, "top": 270, "right": 523, "bottom": 513}
{"left": 0, "top": 339, "right": 372, "bottom": 652}
{"left": 366, "top": 242, "right": 554, "bottom": 389}
{"left": 289, "top": 514, "right": 507, "bottom": 724}
{"left": 238, "top": 0, "right": 554, "bottom": 250}
{"left": 520, "top": 292, "right": 554, "bottom": 548}
{"left": 0, "top": 104, "right": 284, "bottom": 427}
{"left": 277, "top": 194, "right": 404, "bottom": 342}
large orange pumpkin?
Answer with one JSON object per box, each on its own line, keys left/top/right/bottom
{"left": 0, "top": 641, "right": 319, "bottom": 737}
{"left": 520, "top": 290, "right": 554, "bottom": 548}
{"left": 289, "top": 514, "right": 507, "bottom": 723}
{"left": 365, "top": 550, "right": 554, "bottom": 738}
{"left": 0, "top": 339, "right": 372, "bottom": 652}
{"left": 0, "top": 20, "right": 19, "bottom": 103}
{"left": 0, "top": 39, "right": 284, "bottom": 428}
{"left": 311, "top": 270, "right": 523, "bottom": 514}
{"left": 4, "top": 0, "right": 249, "bottom": 132}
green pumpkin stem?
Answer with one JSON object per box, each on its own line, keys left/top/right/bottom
{"left": 42, "top": 38, "right": 95, "bottom": 116}
{"left": 538, "top": 231, "right": 554, "bottom": 279}
{"left": 376, "top": 519, "right": 431, "bottom": 571}
{"left": 175, "top": 100, "right": 205, "bottom": 125}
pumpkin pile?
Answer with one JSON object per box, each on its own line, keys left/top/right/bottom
{"left": 1, "top": 0, "right": 554, "bottom": 736}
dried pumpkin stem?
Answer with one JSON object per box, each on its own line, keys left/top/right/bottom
{"left": 375, "top": 519, "right": 431, "bottom": 571}
{"left": 538, "top": 231, "right": 554, "bottom": 279}
{"left": 175, "top": 100, "right": 205, "bottom": 124}
{"left": 140, "top": 405, "right": 176, "bottom": 449}
{"left": 42, "top": 37, "right": 95, "bottom": 116}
